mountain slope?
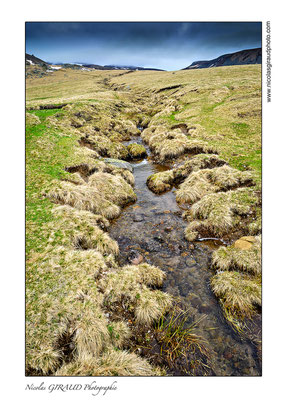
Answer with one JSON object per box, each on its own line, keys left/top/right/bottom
{"left": 26, "top": 53, "right": 48, "bottom": 66}
{"left": 184, "top": 48, "right": 262, "bottom": 70}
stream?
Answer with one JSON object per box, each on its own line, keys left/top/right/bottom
{"left": 109, "top": 135, "right": 260, "bottom": 376}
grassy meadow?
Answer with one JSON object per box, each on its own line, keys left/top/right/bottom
{"left": 26, "top": 64, "right": 261, "bottom": 375}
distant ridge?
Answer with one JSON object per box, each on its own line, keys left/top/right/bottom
{"left": 104, "top": 65, "right": 164, "bottom": 71}
{"left": 184, "top": 48, "right": 262, "bottom": 70}
{"left": 25, "top": 53, "right": 164, "bottom": 71}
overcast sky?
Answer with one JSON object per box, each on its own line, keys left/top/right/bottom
{"left": 26, "top": 22, "right": 262, "bottom": 70}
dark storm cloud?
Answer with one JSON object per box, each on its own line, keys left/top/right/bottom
{"left": 26, "top": 22, "right": 262, "bottom": 70}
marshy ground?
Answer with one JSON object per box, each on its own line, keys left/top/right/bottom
{"left": 26, "top": 64, "right": 261, "bottom": 376}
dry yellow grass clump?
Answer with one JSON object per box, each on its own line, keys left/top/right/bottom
{"left": 127, "top": 143, "right": 147, "bottom": 159}
{"left": 44, "top": 168, "right": 136, "bottom": 221}
{"left": 56, "top": 350, "right": 161, "bottom": 376}
{"left": 88, "top": 172, "right": 137, "bottom": 206}
{"left": 184, "top": 187, "right": 260, "bottom": 241}
{"left": 50, "top": 205, "right": 119, "bottom": 255}
{"left": 43, "top": 102, "right": 141, "bottom": 160}
{"left": 210, "top": 235, "right": 261, "bottom": 333}
{"left": 212, "top": 235, "right": 261, "bottom": 275}
{"left": 173, "top": 154, "right": 227, "bottom": 181}
{"left": 211, "top": 271, "right": 261, "bottom": 319}
{"left": 98, "top": 263, "right": 172, "bottom": 325}
{"left": 26, "top": 112, "right": 40, "bottom": 125}
{"left": 142, "top": 125, "right": 215, "bottom": 162}
{"left": 66, "top": 158, "right": 135, "bottom": 186}
{"left": 26, "top": 246, "right": 108, "bottom": 374}
{"left": 146, "top": 170, "right": 174, "bottom": 194}
{"left": 176, "top": 165, "right": 254, "bottom": 205}
{"left": 147, "top": 154, "right": 227, "bottom": 194}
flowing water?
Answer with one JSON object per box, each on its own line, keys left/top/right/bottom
{"left": 109, "top": 136, "right": 261, "bottom": 376}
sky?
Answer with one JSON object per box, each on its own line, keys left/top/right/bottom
{"left": 26, "top": 22, "right": 262, "bottom": 71}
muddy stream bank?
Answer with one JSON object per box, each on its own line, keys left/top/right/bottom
{"left": 108, "top": 135, "right": 260, "bottom": 376}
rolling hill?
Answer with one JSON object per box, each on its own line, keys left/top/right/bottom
{"left": 184, "top": 48, "right": 262, "bottom": 69}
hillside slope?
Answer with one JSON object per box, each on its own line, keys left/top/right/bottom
{"left": 184, "top": 48, "right": 262, "bottom": 69}
{"left": 26, "top": 53, "right": 48, "bottom": 66}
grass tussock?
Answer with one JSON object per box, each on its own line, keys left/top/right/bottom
{"left": 115, "top": 169, "right": 135, "bottom": 186}
{"left": 74, "top": 308, "right": 110, "bottom": 358}
{"left": 211, "top": 271, "right": 261, "bottom": 319}
{"left": 26, "top": 247, "right": 108, "bottom": 374}
{"left": 56, "top": 350, "right": 160, "bottom": 376}
{"left": 45, "top": 168, "right": 137, "bottom": 219}
{"left": 127, "top": 143, "right": 147, "bottom": 159}
{"left": 135, "top": 289, "right": 172, "bottom": 325}
{"left": 45, "top": 180, "right": 122, "bottom": 220}
{"left": 212, "top": 235, "right": 261, "bottom": 275}
{"left": 63, "top": 172, "right": 86, "bottom": 185}
{"left": 52, "top": 206, "right": 119, "bottom": 255}
{"left": 147, "top": 170, "right": 174, "bottom": 193}
{"left": 98, "top": 263, "right": 172, "bottom": 325}
{"left": 82, "top": 134, "right": 129, "bottom": 159}
{"left": 147, "top": 154, "right": 227, "bottom": 194}
{"left": 210, "top": 235, "right": 261, "bottom": 333}
{"left": 141, "top": 125, "right": 215, "bottom": 162}
{"left": 176, "top": 165, "right": 254, "bottom": 205}
{"left": 88, "top": 172, "right": 136, "bottom": 206}
{"left": 107, "top": 321, "right": 132, "bottom": 348}
{"left": 183, "top": 188, "right": 260, "bottom": 240}
{"left": 173, "top": 154, "right": 227, "bottom": 182}
{"left": 26, "top": 112, "right": 41, "bottom": 125}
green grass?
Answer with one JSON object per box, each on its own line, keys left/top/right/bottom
{"left": 201, "top": 95, "right": 232, "bottom": 113}
{"left": 26, "top": 110, "right": 75, "bottom": 256}
{"left": 230, "top": 122, "right": 250, "bottom": 136}
{"left": 27, "top": 108, "right": 64, "bottom": 121}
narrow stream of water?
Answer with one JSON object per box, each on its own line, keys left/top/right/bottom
{"left": 109, "top": 136, "right": 260, "bottom": 376}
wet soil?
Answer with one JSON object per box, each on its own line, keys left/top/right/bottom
{"left": 109, "top": 137, "right": 261, "bottom": 376}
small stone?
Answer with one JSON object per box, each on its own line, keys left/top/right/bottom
{"left": 131, "top": 254, "right": 143, "bottom": 265}
{"left": 133, "top": 214, "right": 144, "bottom": 222}
{"left": 234, "top": 236, "right": 256, "bottom": 250}
{"left": 101, "top": 158, "right": 133, "bottom": 172}
{"left": 185, "top": 257, "right": 196, "bottom": 267}
{"left": 127, "top": 250, "right": 144, "bottom": 265}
